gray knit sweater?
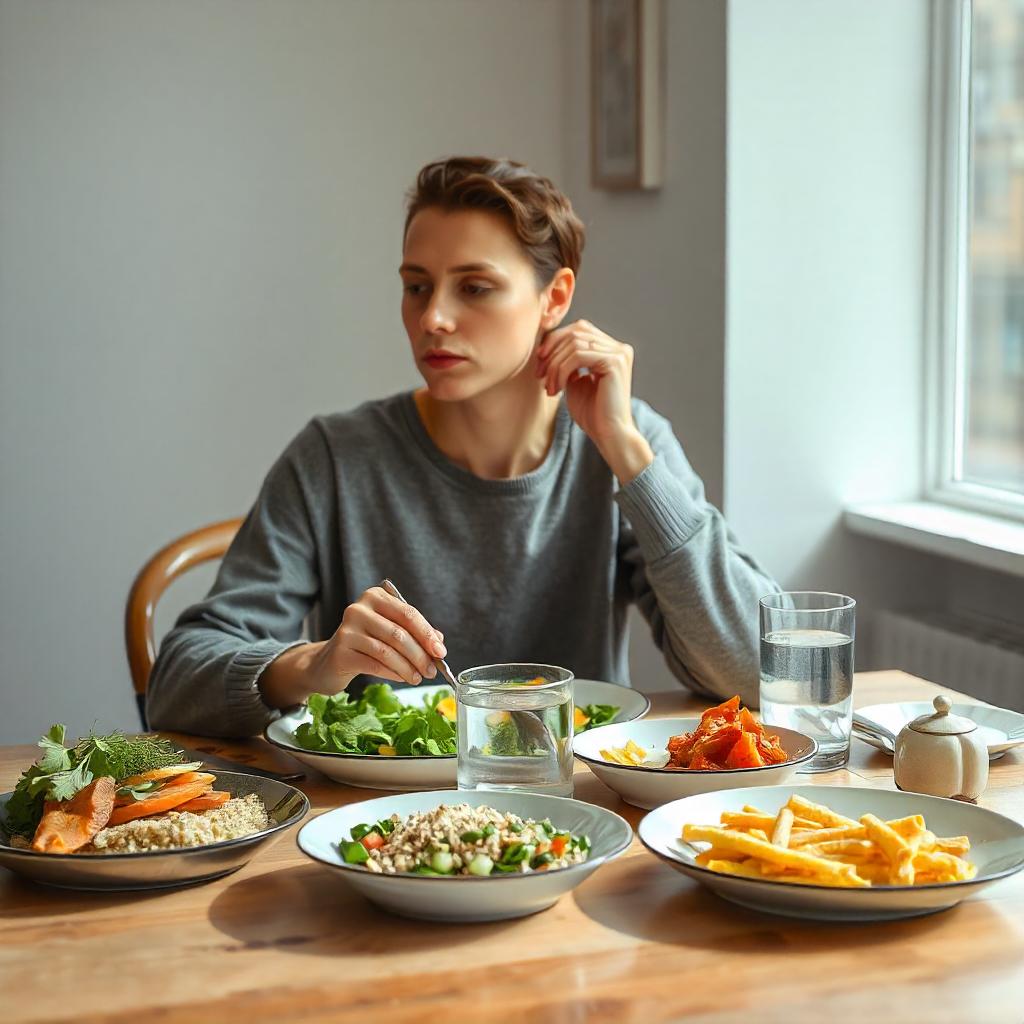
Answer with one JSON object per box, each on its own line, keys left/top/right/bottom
{"left": 146, "top": 392, "right": 779, "bottom": 737}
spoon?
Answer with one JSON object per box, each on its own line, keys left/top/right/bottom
{"left": 380, "top": 578, "right": 457, "bottom": 689}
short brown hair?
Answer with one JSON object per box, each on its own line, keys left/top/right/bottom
{"left": 404, "top": 156, "right": 585, "bottom": 286}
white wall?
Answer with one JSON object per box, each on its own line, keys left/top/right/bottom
{"left": 561, "top": 0, "right": 729, "bottom": 692}
{"left": 725, "top": 0, "right": 951, "bottom": 653}
{"left": 0, "top": 0, "right": 570, "bottom": 743}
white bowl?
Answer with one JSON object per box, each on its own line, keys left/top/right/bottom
{"left": 296, "top": 789, "right": 633, "bottom": 922}
{"left": 638, "top": 784, "right": 1024, "bottom": 921}
{"left": 266, "top": 679, "right": 650, "bottom": 791}
{"left": 573, "top": 718, "right": 817, "bottom": 809}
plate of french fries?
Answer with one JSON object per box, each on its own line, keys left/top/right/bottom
{"left": 573, "top": 718, "right": 816, "bottom": 809}
{"left": 638, "top": 785, "right": 1024, "bottom": 921}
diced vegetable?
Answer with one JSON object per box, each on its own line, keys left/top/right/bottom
{"left": 460, "top": 830, "right": 484, "bottom": 843}
{"left": 341, "top": 840, "right": 369, "bottom": 864}
{"left": 467, "top": 853, "right": 494, "bottom": 876}
{"left": 429, "top": 850, "right": 455, "bottom": 873}
{"left": 360, "top": 831, "right": 385, "bottom": 852}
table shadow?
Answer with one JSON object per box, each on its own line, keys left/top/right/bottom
{"left": 207, "top": 863, "right": 520, "bottom": 956}
{"left": 572, "top": 855, "right": 1000, "bottom": 950}
{"left": 1, "top": 872, "right": 192, "bottom": 918}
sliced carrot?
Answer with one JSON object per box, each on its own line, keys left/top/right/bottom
{"left": 158, "top": 771, "right": 216, "bottom": 789}
{"left": 119, "top": 762, "right": 203, "bottom": 787}
{"left": 172, "top": 790, "right": 231, "bottom": 812}
{"left": 105, "top": 779, "right": 213, "bottom": 826}
{"left": 32, "top": 777, "right": 118, "bottom": 854}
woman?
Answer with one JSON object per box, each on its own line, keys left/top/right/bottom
{"left": 146, "top": 156, "right": 779, "bottom": 737}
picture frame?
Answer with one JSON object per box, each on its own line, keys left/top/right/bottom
{"left": 590, "top": 0, "right": 664, "bottom": 190}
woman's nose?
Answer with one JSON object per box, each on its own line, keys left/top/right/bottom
{"left": 422, "top": 294, "right": 455, "bottom": 334}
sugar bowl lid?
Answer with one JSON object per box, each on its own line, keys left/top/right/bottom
{"left": 908, "top": 695, "right": 977, "bottom": 736}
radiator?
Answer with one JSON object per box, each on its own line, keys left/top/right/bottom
{"left": 870, "top": 609, "right": 1024, "bottom": 711}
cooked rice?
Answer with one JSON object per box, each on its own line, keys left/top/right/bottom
{"left": 83, "top": 794, "right": 270, "bottom": 854}
{"left": 364, "top": 803, "right": 588, "bottom": 875}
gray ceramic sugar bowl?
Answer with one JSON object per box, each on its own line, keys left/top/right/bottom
{"left": 893, "top": 695, "right": 989, "bottom": 802}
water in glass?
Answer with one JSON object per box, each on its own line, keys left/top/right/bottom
{"left": 760, "top": 628, "right": 854, "bottom": 771}
{"left": 457, "top": 684, "right": 573, "bottom": 797}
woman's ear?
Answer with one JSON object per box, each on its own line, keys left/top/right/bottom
{"left": 540, "top": 268, "right": 575, "bottom": 330}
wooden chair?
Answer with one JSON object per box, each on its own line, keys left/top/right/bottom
{"left": 125, "top": 518, "right": 243, "bottom": 727}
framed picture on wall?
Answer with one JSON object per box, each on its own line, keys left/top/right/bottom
{"left": 590, "top": 0, "right": 664, "bottom": 190}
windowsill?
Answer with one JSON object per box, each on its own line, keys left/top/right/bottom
{"left": 843, "top": 501, "right": 1024, "bottom": 578}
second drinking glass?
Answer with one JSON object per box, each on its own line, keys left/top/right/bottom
{"left": 759, "top": 592, "right": 856, "bottom": 772}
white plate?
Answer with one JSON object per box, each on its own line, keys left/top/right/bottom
{"left": 855, "top": 702, "right": 1024, "bottom": 760}
{"left": 265, "top": 679, "right": 650, "bottom": 791}
{"left": 638, "top": 784, "right": 1024, "bottom": 921}
{"left": 296, "top": 789, "right": 633, "bottom": 921}
{"left": 574, "top": 719, "right": 817, "bottom": 809}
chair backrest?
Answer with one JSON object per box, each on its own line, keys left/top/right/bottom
{"left": 125, "top": 517, "right": 243, "bottom": 725}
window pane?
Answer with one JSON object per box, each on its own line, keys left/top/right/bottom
{"left": 965, "top": 0, "right": 1024, "bottom": 496}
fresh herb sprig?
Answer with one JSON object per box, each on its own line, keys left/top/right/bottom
{"left": 1, "top": 726, "right": 186, "bottom": 838}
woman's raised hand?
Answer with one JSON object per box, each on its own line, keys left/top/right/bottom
{"left": 536, "top": 319, "right": 653, "bottom": 483}
{"left": 319, "top": 586, "right": 446, "bottom": 689}
{"left": 258, "top": 586, "right": 446, "bottom": 708}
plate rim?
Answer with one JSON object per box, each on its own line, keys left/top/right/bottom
{"left": 637, "top": 783, "right": 1024, "bottom": 895}
{"left": 265, "top": 678, "right": 652, "bottom": 762}
{"left": 296, "top": 790, "right": 634, "bottom": 883}
{"left": 856, "top": 701, "right": 1024, "bottom": 743}
{"left": 0, "top": 770, "right": 310, "bottom": 862}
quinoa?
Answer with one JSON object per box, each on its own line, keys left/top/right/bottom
{"left": 361, "top": 803, "right": 589, "bottom": 876}
{"left": 84, "top": 794, "right": 270, "bottom": 854}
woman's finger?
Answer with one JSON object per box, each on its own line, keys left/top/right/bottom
{"left": 545, "top": 343, "right": 622, "bottom": 396}
{"left": 347, "top": 603, "right": 439, "bottom": 680}
{"left": 343, "top": 626, "right": 427, "bottom": 686}
{"left": 339, "top": 650, "right": 407, "bottom": 685}
{"left": 365, "top": 587, "right": 447, "bottom": 658}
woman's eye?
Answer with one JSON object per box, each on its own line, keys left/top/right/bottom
{"left": 403, "top": 283, "right": 428, "bottom": 297}
{"left": 463, "top": 283, "right": 493, "bottom": 297}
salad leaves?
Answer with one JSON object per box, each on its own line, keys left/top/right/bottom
{"left": 293, "top": 684, "right": 457, "bottom": 757}
{"left": 2, "top": 726, "right": 187, "bottom": 838}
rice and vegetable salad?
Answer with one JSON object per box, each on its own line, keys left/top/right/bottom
{"left": 339, "top": 804, "right": 591, "bottom": 876}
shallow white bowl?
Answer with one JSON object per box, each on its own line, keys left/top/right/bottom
{"left": 266, "top": 679, "right": 650, "bottom": 791}
{"left": 296, "top": 789, "right": 633, "bottom": 922}
{"left": 573, "top": 719, "right": 817, "bottom": 809}
{"left": 638, "top": 784, "right": 1024, "bottom": 922}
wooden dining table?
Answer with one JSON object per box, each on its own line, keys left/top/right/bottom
{"left": 2, "top": 669, "right": 1022, "bottom": 1023}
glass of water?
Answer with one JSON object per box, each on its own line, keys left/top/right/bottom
{"left": 456, "top": 663, "right": 574, "bottom": 797}
{"left": 759, "top": 592, "right": 856, "bottom": 772}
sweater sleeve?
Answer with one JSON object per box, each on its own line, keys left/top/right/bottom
{"left": 145, "top": 422, "right": 332, "bottom": 737}
{"left": 614, "top": 401, "right": 781, "bottom": 706}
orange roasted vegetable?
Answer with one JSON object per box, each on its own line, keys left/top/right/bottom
{"left": 105, "top": 779, "right": 213, "bottom": 826}
{"left": 664, "top": 695, "right": 787, "bottom": 771}
{"left": 172, "top": 790, "right": 232, "bottom": 812}
{"left": 32, "top": 776, "right": 117, "bottom": 854}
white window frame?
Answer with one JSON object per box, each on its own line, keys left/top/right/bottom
{"left": 925, "top": 0, "right": 1024, "bottom": 522}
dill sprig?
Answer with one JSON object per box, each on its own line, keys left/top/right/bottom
{"left": 1, "top": 726, "right": 186, "bottom": 838}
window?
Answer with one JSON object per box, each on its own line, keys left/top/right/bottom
{"left": 928, "top": 0, "right": 1024, "bottom": 520}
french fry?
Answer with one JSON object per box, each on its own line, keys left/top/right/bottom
{"left": 934, "top": 836, "right": 971, "bottom": 857}
{"left": 721, "top": 812, "right": 777, "bottom": 832}
{"left": 684, "top": 798, "right": 974, "bottom": 889}
{"left": 683, "top": 825, "right": 866, "bottom": 883}
{"left": 789, "top": 824, "right": 867, "bottom": 847}
{"left": 860, "top": 814, "right": 914, "bottom": 885}
{"left": 771, "top": 807, "right": 795, "bottom": 848}
{"left": 706, "top": 859, "right": 869, "bottom": 889}
{"left": 786, "top": 795, "right": 859, "bottom": 829}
